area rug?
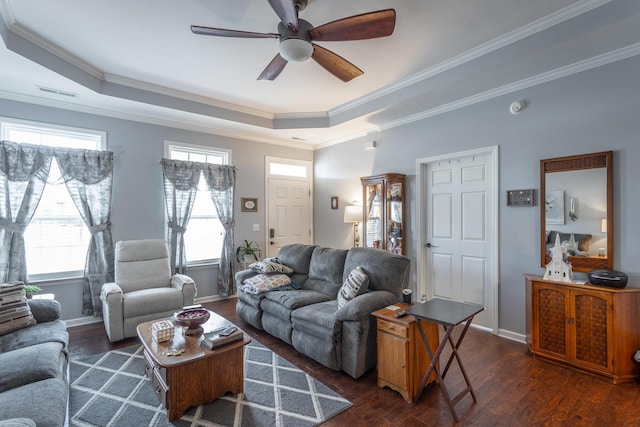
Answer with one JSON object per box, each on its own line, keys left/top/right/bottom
{"left": 69, "top": 340, "right": 351, "bottom": 426}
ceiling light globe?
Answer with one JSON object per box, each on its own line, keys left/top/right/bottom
{"left": 279, "top": 38, "right": 313, "bottom": 62}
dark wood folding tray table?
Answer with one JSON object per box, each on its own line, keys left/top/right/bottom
{"left": 407, "top": 298, "right": 484, "bottom": 422}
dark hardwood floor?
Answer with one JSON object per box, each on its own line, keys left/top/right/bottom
{"left": 68, "top": 298, "right": 640, "bottom": 426}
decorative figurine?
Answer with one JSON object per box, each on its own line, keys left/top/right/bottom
{"left": 544, "top": 233, "right": 573, "bottom": 282}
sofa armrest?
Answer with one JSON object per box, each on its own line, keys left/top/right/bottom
{"left": 334, "top": 290, "right": 397, "bottom": 321}
{"left": 235, "top": 269, "right": 258, "bottom": 284}
{"left": 100, "top": 282, "right": 124, "bottom": 342}
{"left": 26, "top": 299, "right": 61, "bottom": 323}
{"left": 171, "top": 274, "right": 197, "bottom": 305}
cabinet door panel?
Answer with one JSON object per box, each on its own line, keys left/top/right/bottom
{"left": 377, "top": 332, "right": 408, "bottom": 390}
{"left": 534, "top": 286, "right": 569, "bottom": 359}
{"left": 571, "top": 291, "right": 613, "bottom": 372}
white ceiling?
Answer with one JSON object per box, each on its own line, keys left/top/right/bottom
{"left": 1, "top": 0, "right": 639, "bottom": 148}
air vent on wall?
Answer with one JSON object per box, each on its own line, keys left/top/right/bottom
{"left": 37, "top": 86, "right": 79, "bottom": 99}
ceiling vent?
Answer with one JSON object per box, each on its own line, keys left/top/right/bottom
{"left": 37, "top": 86, "right": 78, "bottom": 99}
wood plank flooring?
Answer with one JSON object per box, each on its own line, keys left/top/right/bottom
{"left": 68, "top": 297, "right": 640, "bottom": 426}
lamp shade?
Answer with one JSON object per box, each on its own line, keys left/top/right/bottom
{"left": 344, "top": 205, "right": 362, "bottom": 223}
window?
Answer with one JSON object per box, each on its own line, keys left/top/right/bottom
{"left": 165, "top": 142, "right": 230, "bottom": 264}
{"left": 0, "top": 118, "right": 105, "bottom": 279}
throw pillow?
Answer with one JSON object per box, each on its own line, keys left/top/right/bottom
{"left": 337, "top": 267, "right": 369, "bottom": 309}
{"left": 0, "top": 282, "right": 36, "bottom": 336}
{"left": 240, "top": 274, "right": 292, "bottom": 295}
{"left": 250, "top": 261, "right": 294, "bottom": 275}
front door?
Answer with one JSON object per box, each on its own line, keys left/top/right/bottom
{"left": 417, "top": 146, "right": 498, "bottom": 332}
{"left": 265, "top": 157, "right": 312, "bottom": 258}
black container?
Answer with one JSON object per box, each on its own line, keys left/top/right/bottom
{"left": 402, "top": 289, "right": 412, "bottom": 304}
{"left": 588, "top": 269, "right": 628, "bottom": 288}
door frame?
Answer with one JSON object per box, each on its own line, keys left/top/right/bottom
{"left": 264, "top": 156, "right": 314, "bottom": 256}
{"left": 415, "top": 145, "right": 499, "bottom": 334}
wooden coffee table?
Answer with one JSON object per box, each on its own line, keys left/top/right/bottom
{"left": 137, "top": 310, "right": 250, "bottom": 421}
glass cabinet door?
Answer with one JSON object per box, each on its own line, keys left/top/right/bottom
{"left": 364, "top": 183, "right": 383, "bottom": 248}
{"left": 387, "top": 181, "right": 403, "bottom": 254}
{"left": 361, "top": 174, "right": 406, "bottom": 254}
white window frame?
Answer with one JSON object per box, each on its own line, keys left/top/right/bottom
{"left": 0, "top": 117, "right": 106, "bottom": 281}
{"left": 164, "top": 141, "right": 231, "bottom": 265}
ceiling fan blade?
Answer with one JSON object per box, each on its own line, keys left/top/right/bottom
{"left": 311, "top": 44, "right": 363, "bottom": 82}
{"left": 191, "top": 25, "right": 279, "bottom": 39}
{"left": 309, "top": 9, "right": 396, "bottom": 41}
{"left": 267, "top": 0, "right": 298, "bottom": 30}
{"left": 258, "top": 54, "right": 289, "bottom": 80}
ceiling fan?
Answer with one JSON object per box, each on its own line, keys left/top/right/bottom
{"left": 191, "top": 0, "right": 396, "bottom": 82}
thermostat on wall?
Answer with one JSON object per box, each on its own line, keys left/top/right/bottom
{"left": 506, "top": 189, "right": 536, "bottom": 206}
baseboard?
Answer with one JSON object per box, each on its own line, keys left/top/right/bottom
{"left": 497, "top": 328, "right": 526, "bottom": 343}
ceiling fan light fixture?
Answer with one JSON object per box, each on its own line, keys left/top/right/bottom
{"left": 279, "top": 38, "right": 313, "bottom": 62}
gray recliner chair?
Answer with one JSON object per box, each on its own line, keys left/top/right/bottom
{"left": 100, "top": 239, "right": 197, "bottom": 342}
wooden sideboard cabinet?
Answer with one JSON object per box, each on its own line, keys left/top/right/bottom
{"left": 373, "top": 304, "right": 438, "bottom": 403}
{"left": 525, "top": 274, "right": 640, "bottom": 383}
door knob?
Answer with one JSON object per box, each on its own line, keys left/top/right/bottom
{"left": 270, "top": 241, "right": 275, "bottom": 245}
{"left": 425, "top": 243, "right": 435, "bottom": 248}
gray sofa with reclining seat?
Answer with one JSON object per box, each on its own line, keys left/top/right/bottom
{"left": 236, "top": 244, "right": 410, "bottom": 378}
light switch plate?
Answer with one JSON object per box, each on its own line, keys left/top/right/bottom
{"left": 252, "top": 224, "right": 260, "bottom": 232}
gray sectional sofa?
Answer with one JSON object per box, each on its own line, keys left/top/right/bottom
{"left": 236, "top": 244, "right": 410, "bottom": 378}
{"left": 0, "top": 299, "right": 69, "bottom": 426}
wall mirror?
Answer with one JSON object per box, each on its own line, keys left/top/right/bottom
{"left": 540, "top": 151, "right": 613, "bottom": 273}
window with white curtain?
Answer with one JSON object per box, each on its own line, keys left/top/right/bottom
{"left": 0, "top": 117, "right": 105, "bottom": 279}
{"left": 165, "top": 141, "right": 231, "bottom": 264}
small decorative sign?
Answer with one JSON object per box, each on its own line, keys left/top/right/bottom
{"left": 241, "top": 197, "right": 258, "bottom": 213}
{"left": 506, "top": 189, "right": 535, "bottom": 206}
{"left": 331, "top": 196, "right": 339, "bottom": 209}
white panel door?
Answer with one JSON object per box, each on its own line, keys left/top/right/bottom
{"left": 267, "top": 178, "right": 310, "bottom": 257}
{"left": 425, "top": 152, "right": 495, "bottom": 329}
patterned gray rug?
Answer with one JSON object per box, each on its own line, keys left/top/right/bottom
{"left": 69, "top": 340, "right": 351, "bottom": 426}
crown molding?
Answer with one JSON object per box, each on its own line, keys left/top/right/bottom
{"left": 373, "top": 41, "right": 640, "bottom": 135}
{"left": 0, "top": 88, "right": 314, "bottom": 150}
{"left": 329, "top": 0, "right": 612, "bottom": 117}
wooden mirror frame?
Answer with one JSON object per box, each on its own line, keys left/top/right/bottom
{"left": 540, "top": 151, "right": 613, "bottom": 273}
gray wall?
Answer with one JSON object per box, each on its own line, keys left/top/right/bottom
{"left": 0, "top": 99, "right": 312, "bottom": 323}
{"left": 314, "top": 54, "right": 640, "bottom": 338}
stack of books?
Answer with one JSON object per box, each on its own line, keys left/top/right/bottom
{"left": 200, "top": 325, "right": 243, "bottom": 350}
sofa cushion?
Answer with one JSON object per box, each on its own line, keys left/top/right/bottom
{"left": 0, "top": 319, "right": 68, "bottom": 354}
{"left": 0, "top": 377, "right": 68, "bottom": 427}
{"left": 337, "top": 267, "right": 369, "bottom": 309}
{"left": 263, "top": 289, "right": 331, "bottom": 312}
{"left": 0, "top": 341, "right": 64, "bottom": 393}
{"left": 343, "top": 247, "right": 410, "bottom": 299}
{"left": 277, "top": 244, "right": 316, "bottom": 275}
{"left": 0, "top": 419, "right": 36, "bottom": 427}
{"left": 304, "top": 247, "right": 348, "bottom": 297}
{"left": 0, "top": 282, "right": 36, "bottom": 337}
{"left": 292, "top": 300, "right": 340, "bottom": 334}
{"left": 240, "top": 274, "right": 291, "bottom": 294}
{"left": 250, "top": 261, "right": 294, "bottom": 275}
{"left": 122, "top": 287, "right": 183, "bottom": 319}
{"left": 26, "top": 299, "right": 61, "bottom": 323}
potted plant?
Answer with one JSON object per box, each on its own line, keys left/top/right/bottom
{"left": 236, "top": 240, "right": 262, "bottom": 263}
{"left": 24, "top": 284, "right": 42, "bottom": 299}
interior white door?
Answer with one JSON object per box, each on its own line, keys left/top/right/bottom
{"left": 424, "top": 150, "right": 496, "bottom": 330}
{"left": 267, "top": 178, "right": 311, "bottom": 257}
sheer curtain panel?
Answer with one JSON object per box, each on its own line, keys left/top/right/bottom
{"left": 0, "top": 141, "right": 52, "bottom": 283}
{"left": 202, "top": 164, "right": 236, "bottom": 296}
{"left": 161, "top": 159, "right": 199, "bottom": 274}
{"left": 55, "top": 148, "right": 114, "bottom": 316}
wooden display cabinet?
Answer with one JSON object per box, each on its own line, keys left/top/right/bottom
{"left": 373, "top": 304, "right": 438, "bottom": 403}
{"left": 525, "top": 274, "right": 640, "bottom": 383}
{"left": 361, "top": 173, "right": 405, "bottom": 254}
